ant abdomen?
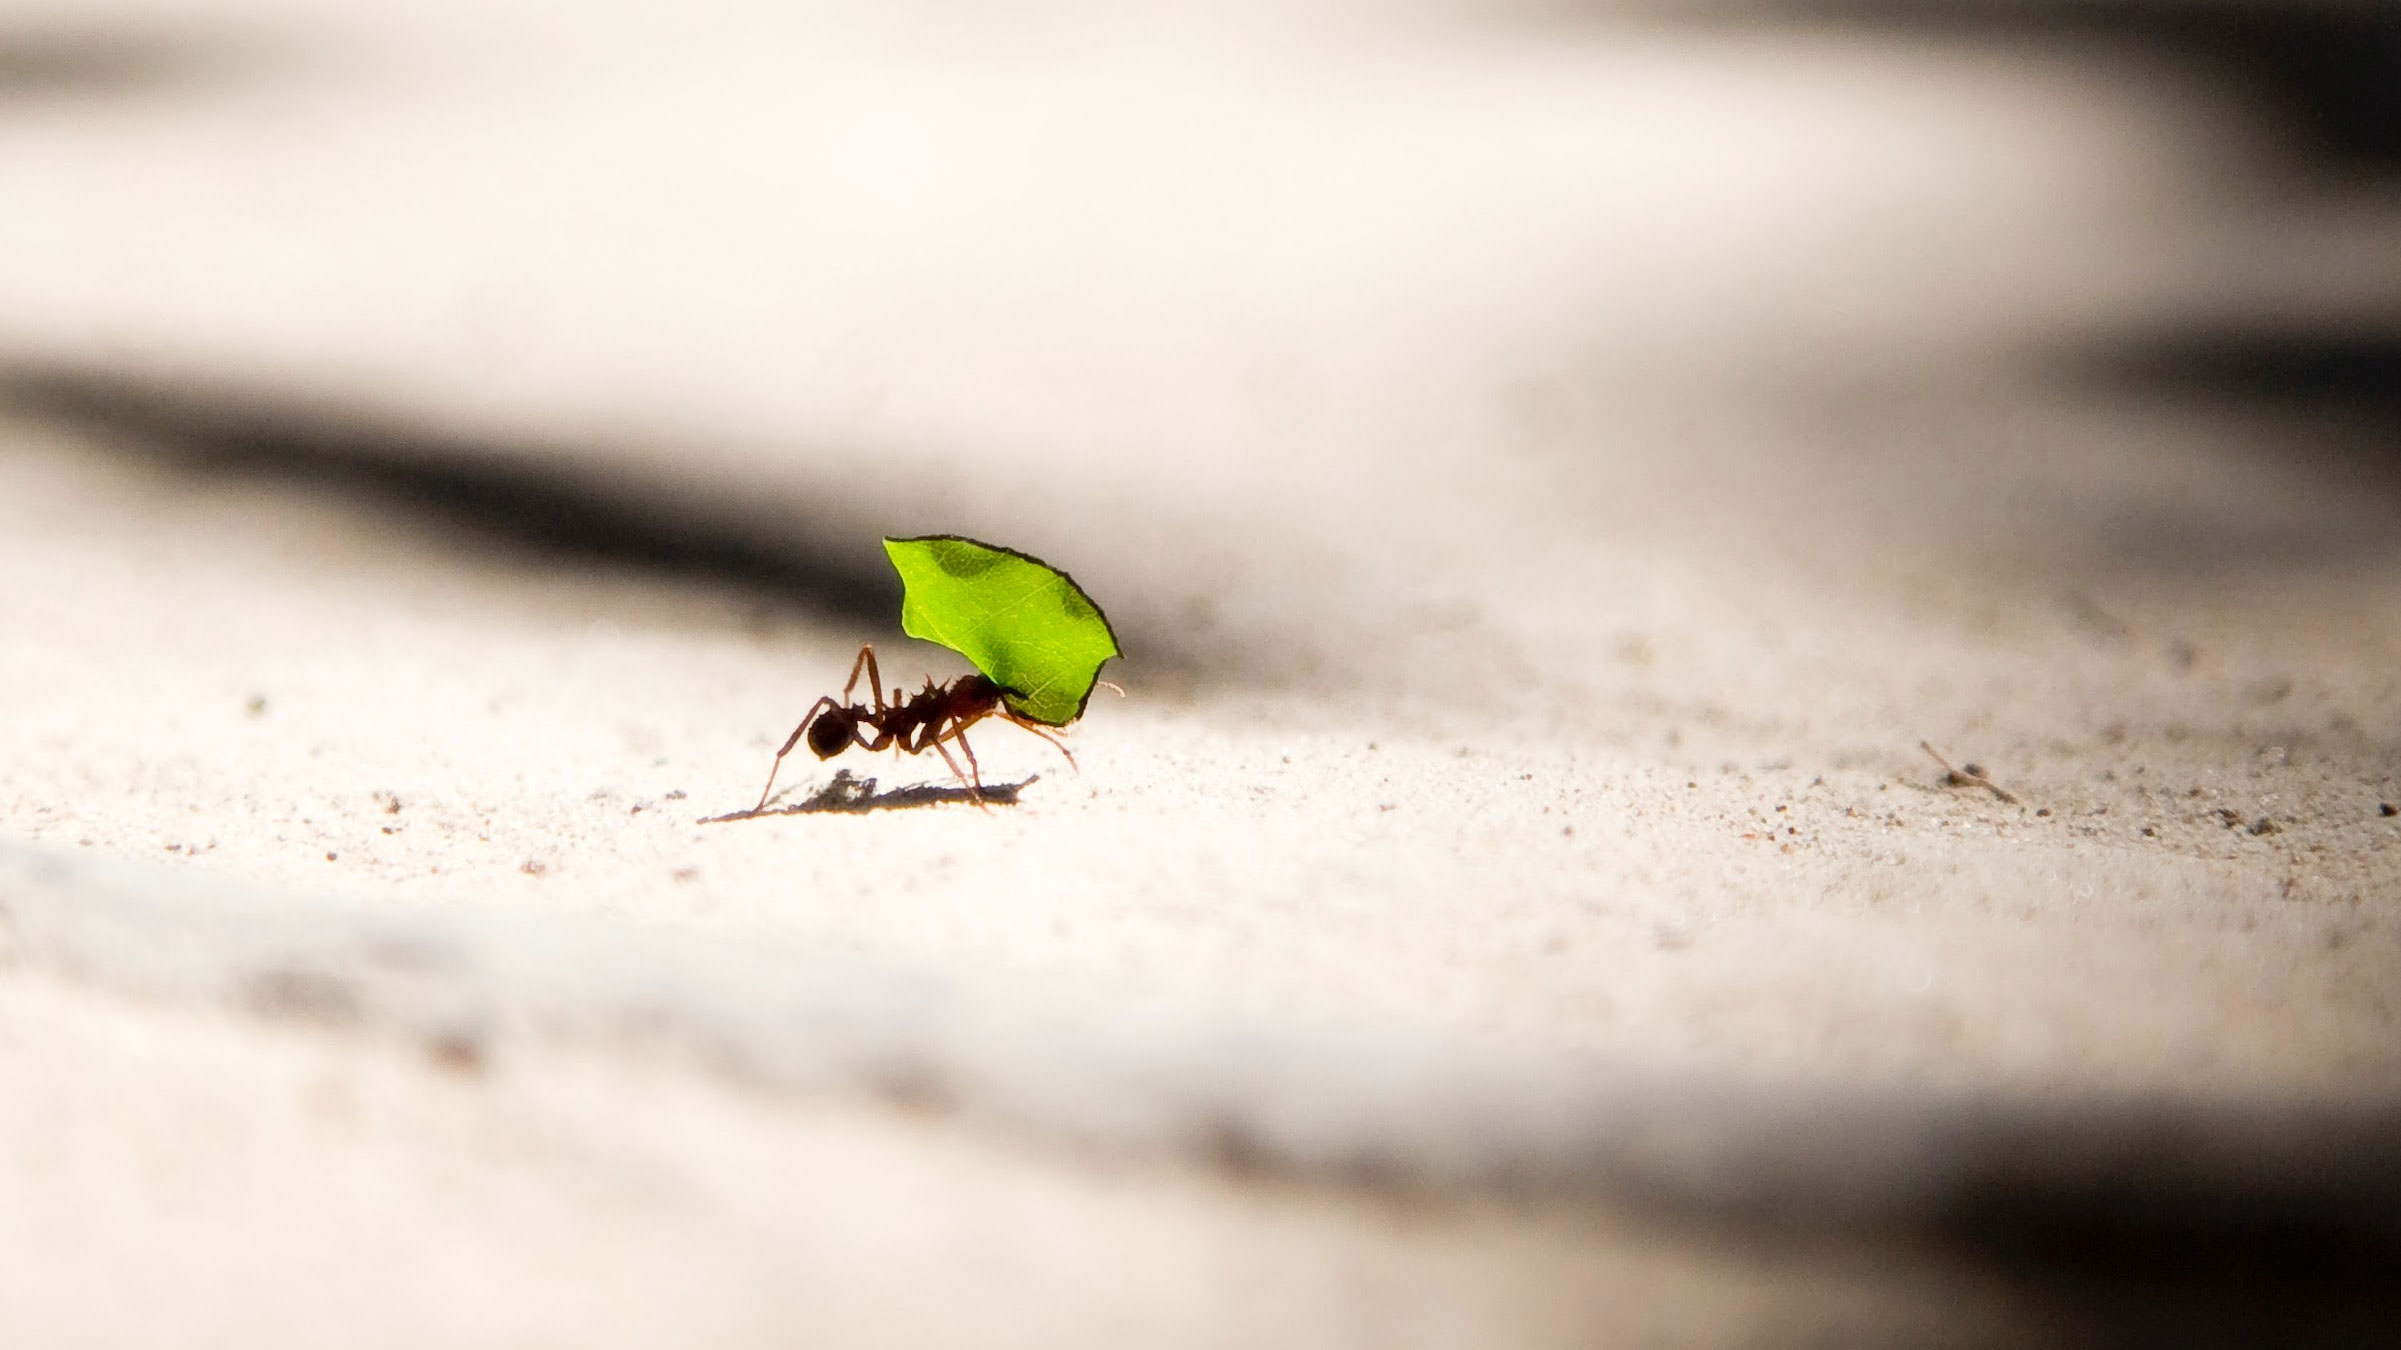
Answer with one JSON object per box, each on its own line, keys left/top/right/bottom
{"left": 807, "top": 707, "right": 858, "bottom": 758}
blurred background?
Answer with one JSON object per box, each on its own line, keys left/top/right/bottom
{"left": 0, "top": 0, "right": 2395, "bottom": 727}
{"left": 1, "top": 0, "right": 2397, "bottom": 1346}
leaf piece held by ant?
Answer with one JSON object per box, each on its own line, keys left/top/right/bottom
{"left": 883, "top": 535, "right": 1120, "bottom": 726}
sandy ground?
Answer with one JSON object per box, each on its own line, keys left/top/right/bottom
{"left": 2, "top": 0, "right": 2399, "bottom": 1344}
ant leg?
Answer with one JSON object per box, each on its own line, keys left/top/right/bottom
{"left": 931, "top": 736, "right": 989, "bottom": 809}
{"left": 955, "top": 728, "right": 989, "bottom": 794}
{"left": 755, "top": 696, "right": 839, "bottom": 813}
{"left": 1009, "top": 715, "right": 1080, "bottom": 773}
{"left": 842, "top": 645, "right": 887, "bottom": 712}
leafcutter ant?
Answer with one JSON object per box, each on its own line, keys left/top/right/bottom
{"left": 751, "top": 645, "right": 1078, "bottom": 812}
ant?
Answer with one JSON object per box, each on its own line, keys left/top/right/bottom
{"left": 751, "top": 645, "right": 1079, "bottom": 813}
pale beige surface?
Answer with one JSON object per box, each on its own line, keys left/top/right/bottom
{"left": 2, "top": 970, "right": 2056, "bottom": 1350}
{"left": 1, "top": 0, "right": 2397, "bottom": 1344}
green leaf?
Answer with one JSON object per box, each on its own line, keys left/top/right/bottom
{"left": 883, "top": 535, "right": 1121, "bottom": 726}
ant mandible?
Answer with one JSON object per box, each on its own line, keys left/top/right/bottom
{"left": 751, "top": 645, "right": 1078, "bottom": 813}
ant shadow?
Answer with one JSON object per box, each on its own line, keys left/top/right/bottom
{"left": 699, "top": 768, "right": 1038, "bottom": 821}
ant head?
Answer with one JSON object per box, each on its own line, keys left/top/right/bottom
{"left": 806, "top": 706, "right": 858, "bottom": 759}
{"left": 954, "top": 674, "right": 1006, "bottom": 712}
